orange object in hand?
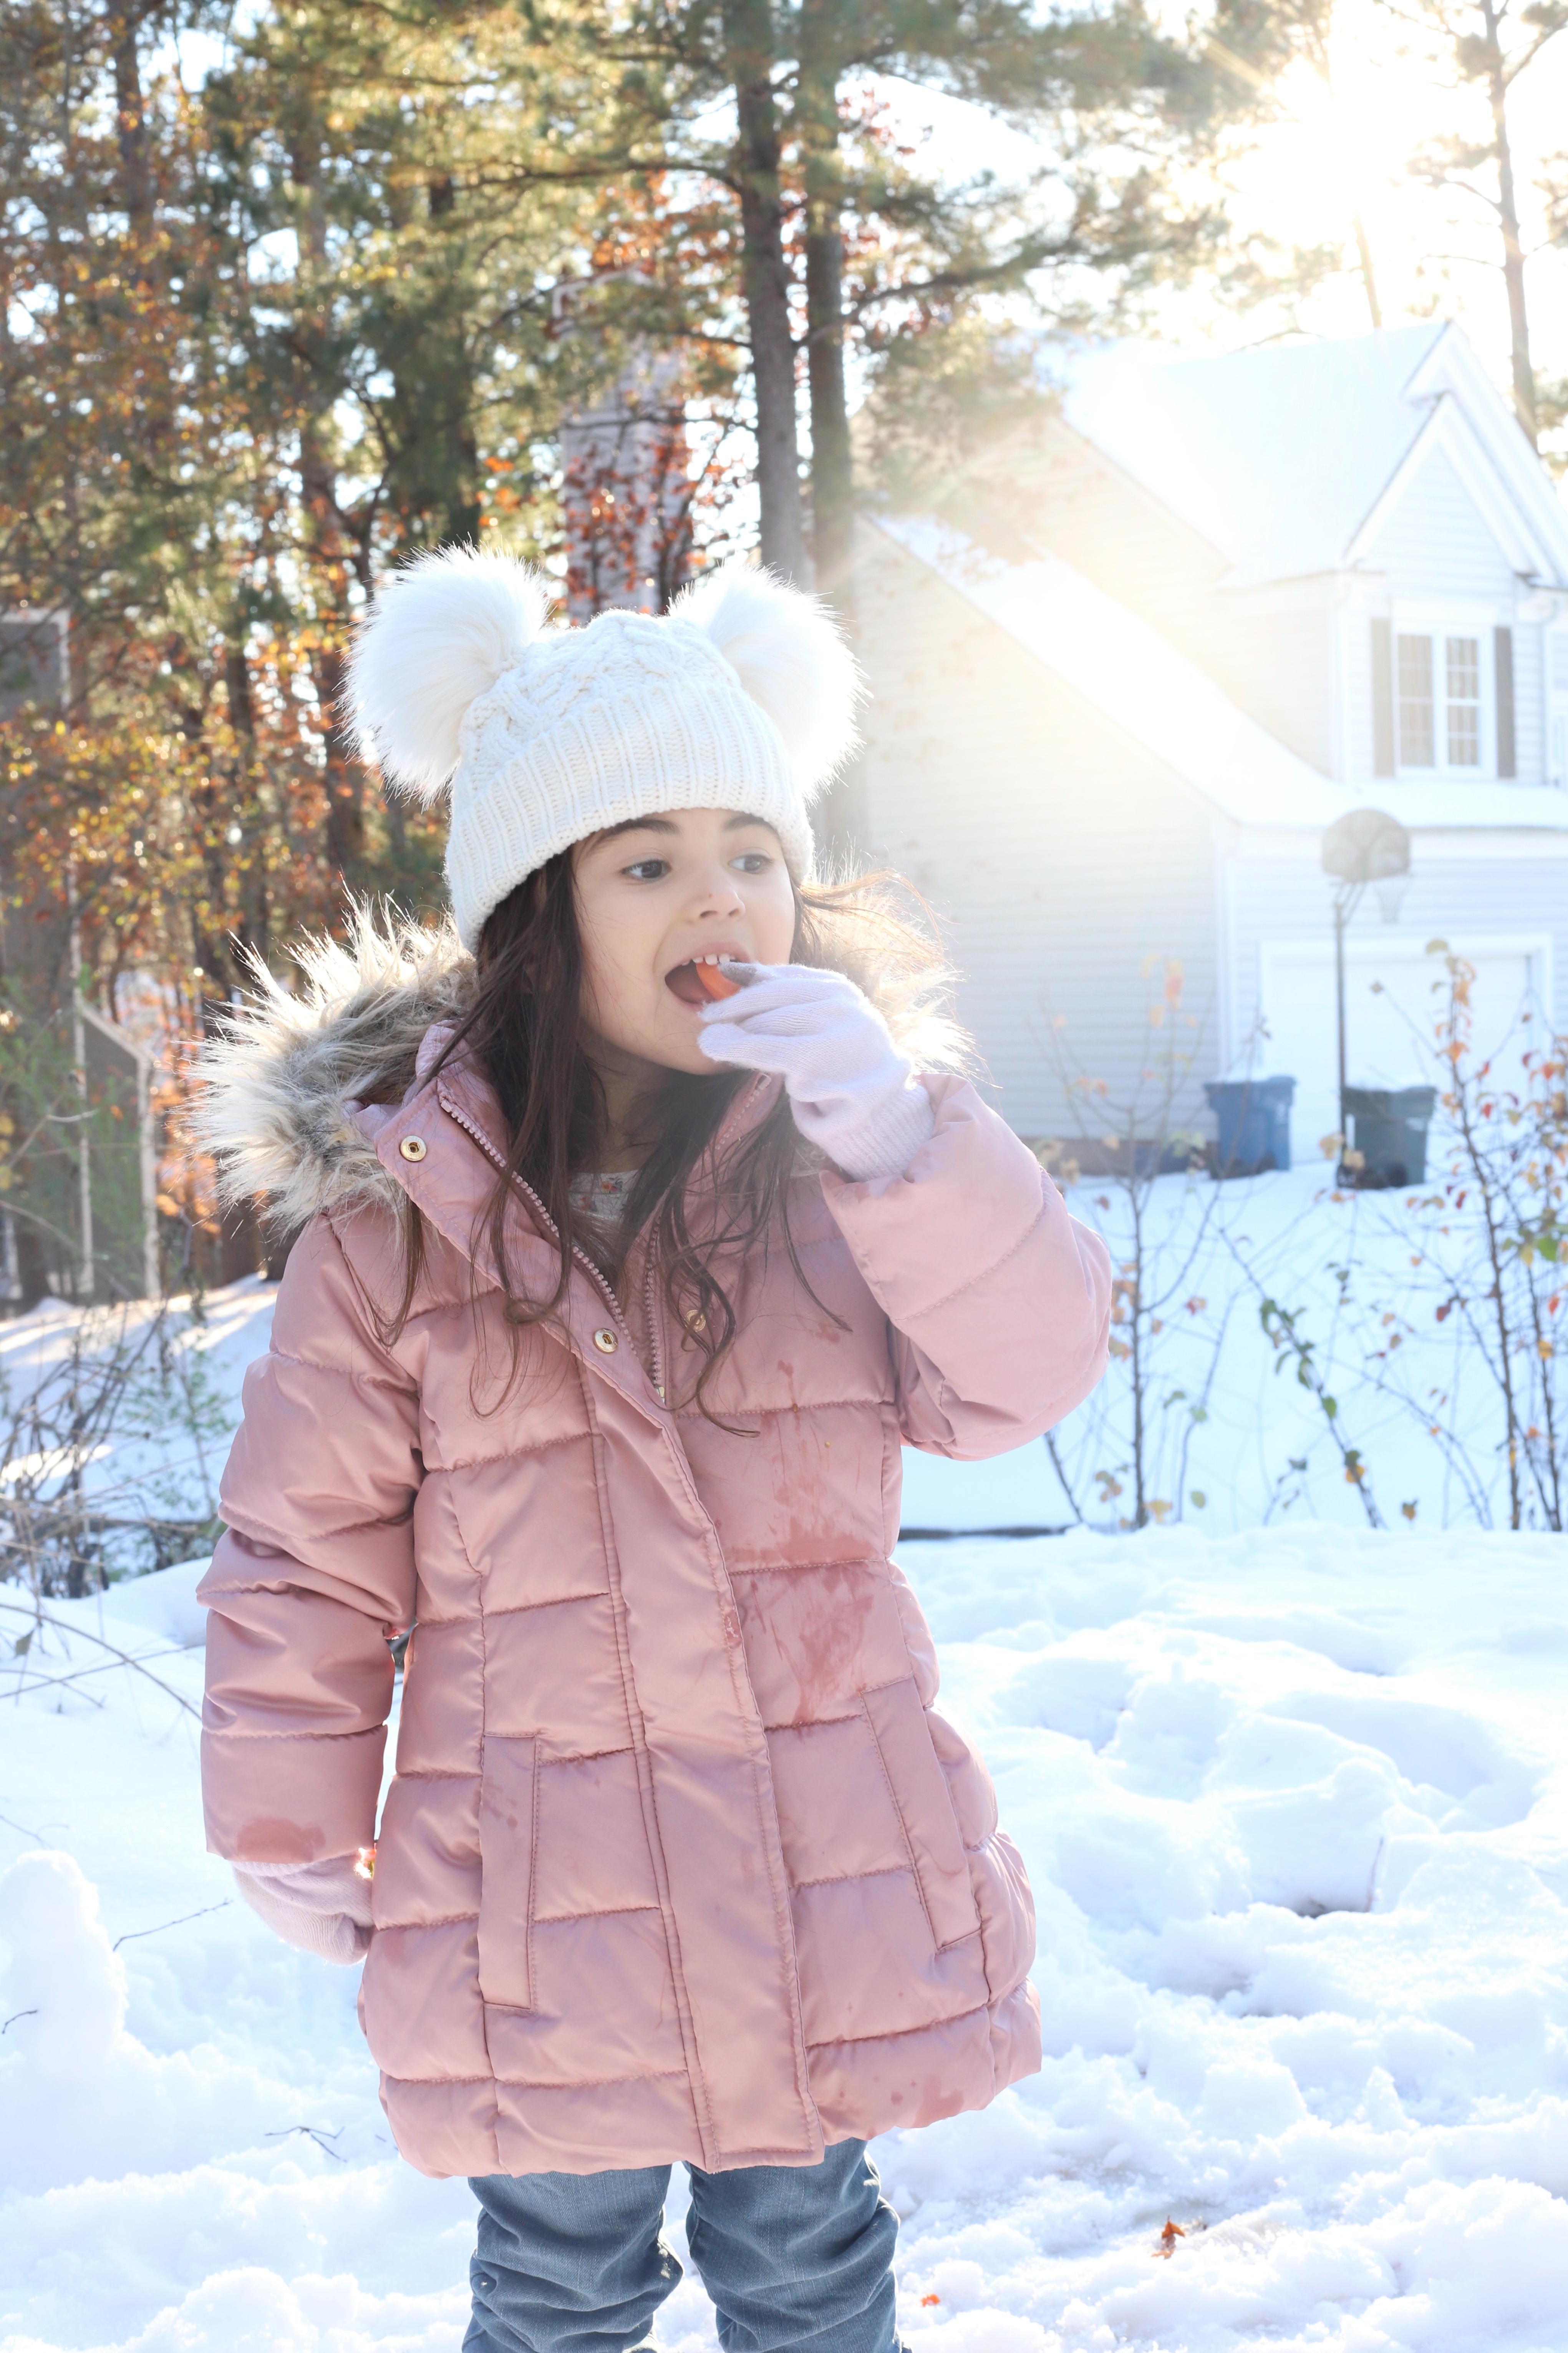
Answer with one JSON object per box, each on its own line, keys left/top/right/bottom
{"left": 694, "top": 959, "right": 743, "bottom": 1001}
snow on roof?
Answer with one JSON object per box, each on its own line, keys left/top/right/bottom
{"left": 1045, "top": 324, "right": 1568, "bottom": 590}
{"left": 873, "top": 511, "right": 1568, "bottom": 835}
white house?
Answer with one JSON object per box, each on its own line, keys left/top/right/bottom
{"left": 850, "top": 323, "right": 1568, "bottom": 1159}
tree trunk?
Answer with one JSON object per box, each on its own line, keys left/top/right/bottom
{"left": 111, "top": 6, "right": 153, "bottom": 232}
{"left": 799, "top": 0, "right": 852, "bottom": 610}
{"left": 1351, "top": 208, "right": 1382, "bottom": 332}
{"left": 290, "top": 118, "right": 365, "bottom": 881}
{"left": 723, "top": 0, "right": 806, "bottom": 580}
{"left": 428, "top": 176, "right": 482, "bottom": 546}
{"left": 796, "top": 2, "right": 864, "bottom": 866}
{"left": 224, "top": 637, "right": 270, "bottom": 974}
{"left": 214, "top": 640, "right": 271, "bottom": 1290}
{"left": 312, "top": 634, "right": 363, "bottom": 884}
{"left": 1481, "top": 0, "right": 1536, "bottom": 443}
{"left": 1302, "top": 23, "right": 1382, "bottom": 334}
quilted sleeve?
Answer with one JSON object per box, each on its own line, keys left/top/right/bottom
{"left": 820, "top": 1074, "right": 1111, "bottom": 1460}
{"left": 197, "top": 1213, "right": 423, "bottom": 1867}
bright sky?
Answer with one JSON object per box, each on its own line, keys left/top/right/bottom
{"left": 875, "top": 0, "right": 1568, "bottom": 420}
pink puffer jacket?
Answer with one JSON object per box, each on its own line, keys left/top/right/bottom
{"left": 198, "top": 949, "right": 1109, "bottom": 2180}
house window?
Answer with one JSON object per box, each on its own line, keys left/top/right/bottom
{"left": 1445, "top": 637, "right": 1480, "bottom": 766}
{"left": 1396, "top": 634, "right": 1434, "bottom": 765}
{"left": 1393, "top": 628, "right": 1487, "bottom": 774}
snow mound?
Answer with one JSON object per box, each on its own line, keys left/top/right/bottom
{"left": 42, "top": 1557, "right": 211, "bottom": 1654}
{"left": 0, "top": 1849, "right": 129, "bottom": 2080}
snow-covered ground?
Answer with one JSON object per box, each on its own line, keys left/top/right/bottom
{"left": 905, "top": 1160, "right": 1564, "bottom": 1540}
{"left": 4, "top": 1517, "right": 1566, "bottom": 2351}
{"left": 2, "top": 1233, "right": 1566, "bottom": 2353}
{"left": 1, "top": 1153, "right": 1555, "bottom": 1549}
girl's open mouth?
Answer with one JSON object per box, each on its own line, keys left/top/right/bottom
{"left": 666, "top": 955, "right": 744, "bottom": 1005}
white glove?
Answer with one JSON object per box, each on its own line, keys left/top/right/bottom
{"left": 697, "top": 963, "right": 935, "bottom": 1181}
{"left": 234, "top": 1854, "right": 375, "bottom": 1965}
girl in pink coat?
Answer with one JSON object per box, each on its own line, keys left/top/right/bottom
{"left": 198, "top": 554, "right": 1110, "bottom": 2353}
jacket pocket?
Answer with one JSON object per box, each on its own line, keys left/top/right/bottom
{"left": 860, "top": 1678, "right": 980, "bottom": 1952}
{"left": 476, "top": 1734, "right": 537, "bottom": 2010}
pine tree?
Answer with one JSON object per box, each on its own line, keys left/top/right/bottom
{"left": 1391, "top": 0, "right": 1567, "bottom": 445}
{"left": 0, "top": 0, "right": 683, "bottom": 1014}
{"left": 605, "top": 0, "right": 1286, "bottom": 598}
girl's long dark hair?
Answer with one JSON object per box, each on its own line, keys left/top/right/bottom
{"left": 393, "top": 847, "right": 964, "bottom": 1415}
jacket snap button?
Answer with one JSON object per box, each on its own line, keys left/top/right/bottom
{"left": 398, "top": 1135, "right": 428, "bottom": 1162}
{"left": 592, "top": 1327, "right": 618, "bottom": 1354}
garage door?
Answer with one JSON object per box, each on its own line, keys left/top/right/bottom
{"left": 1256, "top": 932, "right": 1551, "bottom": 1164}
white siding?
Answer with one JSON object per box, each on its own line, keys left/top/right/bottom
{"left": 1227, "top": 842, "right": 1568, "bottom": 1148}
{"left": 1004, "top": 425, "right": 1338, "bottom": 770}
{"left": 1010, "top": 423, "right": 1228, "bottom": 646}
{"left": 1195, "top": 599, "right": 1335, "bottom": 770}
{"left": 1513, "top": 620, "right": 1545, "bottom": 784}
{"left": 1362, "top": 447, "right": 1520, "bottom": 598}
{"left": 855, "top": 526, "right": 1220, "bottom": 1142}
{"left": 1339, "top": 594, "right": 1374, "bottom": 785}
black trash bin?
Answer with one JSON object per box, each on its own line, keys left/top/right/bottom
{"left": 1342, "top": 1085, "right": 1437, "bottom": 1188}
{"left": 1203, "top": 1077, "right": 1296, "bottom": 1177}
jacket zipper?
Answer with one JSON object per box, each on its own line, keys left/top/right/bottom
{"left": 636, "top": 1071, "right": 768, "bottom": 1405}
{"left": 433, "top": 1069, "right": 770, "bottom": 1408}
{"left": 634, "top": 1072, "right": 764, "bottom": 1407}
{"left": 642, "top": 1244, "right": 665, "bottom": 1404}
{"left": 433, "top": 1092, "right": 653, "bottom": 1394}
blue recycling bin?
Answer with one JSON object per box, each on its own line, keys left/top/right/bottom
{"left": 1203, "top": 1077, "right": 1295, "bottom": 1177}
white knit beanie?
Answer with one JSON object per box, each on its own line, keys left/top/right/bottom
{"left": 346, "top": 549, "right": 861, "bottom": 951}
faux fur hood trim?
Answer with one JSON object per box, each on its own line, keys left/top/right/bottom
{"left": 196, "top": 908, "right": 475, "bottom": 1237}
{"left": 196, "top": 901, "right": 968, "bottom": 1234}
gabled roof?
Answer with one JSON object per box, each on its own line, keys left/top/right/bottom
{"left": 1045, "top": 324, "right": 1568, "bottom": 591}
{"left": 872, "top": 513, "right": 1568, "bottom": 835}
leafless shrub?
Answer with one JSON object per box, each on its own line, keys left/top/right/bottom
{"left": 1039, "top": 959, "right": 1236, "bottom": 1528}
{"left": 0, "top": 1294, "right": 229, "bottom": 1600}
{"left": 1353, "top": 952, "right": 1566, "bottom": 1530}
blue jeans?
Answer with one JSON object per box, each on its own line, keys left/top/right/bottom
{"left": 464, "top": 2138, "right": 902, "bottom": 2353}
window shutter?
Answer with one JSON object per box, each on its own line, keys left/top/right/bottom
{"left": 1371, "top": 619, "right": 1395, "bottom": 775}
{"left": 1494, "top": 626, "right": 1516, "bottom": 778}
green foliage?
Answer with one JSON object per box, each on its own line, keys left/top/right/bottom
{"left": 0, "top": 0, "right": 675, "bottom": 999}
{"left": 858, "top": 317, "right": 1048, "bottom": 514}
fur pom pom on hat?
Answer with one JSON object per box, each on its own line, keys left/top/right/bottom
{"left": 348, "top": 548, "right": 861, "bottom": 949}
